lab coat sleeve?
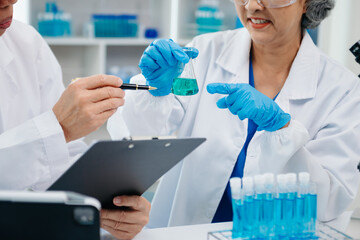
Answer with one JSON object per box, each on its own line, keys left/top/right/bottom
{"left": 0, "top": 111, "right": 70, "bottom": 191}
{"left": 0, "top": 35, "right": 87, "bottom": 191}
{"left": 36, "top": 35, "right": 88, "bottom": 164}
{"left": 108, "top": 74, "right": 186, "bottom": 137}
{"left": 248, "top": 87, "right": 360, "bottom": 222}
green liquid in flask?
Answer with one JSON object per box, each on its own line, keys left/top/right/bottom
{"left": 171, "top": 78, "right": 199, "bottom": 96}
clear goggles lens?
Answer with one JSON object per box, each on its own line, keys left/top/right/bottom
{"left": 231, "top": 0, "right": 297, "bottom": 8}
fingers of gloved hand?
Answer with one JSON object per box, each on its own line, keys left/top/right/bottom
{"left": 216, "top": 97, "right": 229, "bottom": 109}
{"left": 141, "top": 67, "right": 156, "bottom": 79}
{"left": 160, "top": 39, "right": 190, "bottom": 63}
{"left": 152, "top": 39, "right": 186, "bottom": 66}
{"left": 145, "top": 67, "right": 172, "bottom": 82}
{"left": 215, "top": 87, "right": 247, "bottom": 110}
{"left": 235, "top": 102, "right": 258, "bottom": 120}
{"left": 183, "top": 47, "right": 199, "bottom": 59}
{"left": 143, "top": 45, "right": 169, "bottom": 69}
{"left": 207, "top": 83, "right": 242, "bottom": 95}
{"left": 139, "top": 53, "right": 160, "bottom": 71}
{"left": 228, "top": 97, "right": 246, "bottom": 116}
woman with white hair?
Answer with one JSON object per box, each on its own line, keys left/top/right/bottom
{"left": 109, "top": 0, "right": 360, "bottom": 228}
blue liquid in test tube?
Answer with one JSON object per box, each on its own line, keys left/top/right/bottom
{"left": 296, "top": 193, "right": 305, "bottom": 236}
{"left": 275, "top": 174, "right": 287, "bottom": 238}
{"left": 242, "top": 177, "right": 255, "bottom": 239}
{"left": 296, "top": 172, "right": 310, "bottom": 237}
{"left": 305, "top": 183, "right": 317, "bottom": 238}
{"left": 230, "top": 178, "right": 243, "bottom": 239}
{"left": 254, "top": 175, "right": 265, "bottom": 239}
{"left": 263, "top": 173, "right": 275, "bottom": 239}
{"left": 284, "top": 173, "right": 297, "bottom": 238}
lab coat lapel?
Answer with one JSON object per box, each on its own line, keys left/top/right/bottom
{"left": 279, "top": 32, "right": 319, "bottom": 101}
{"left": 0, "top": 34, "right": 18, "bottom": 89}
{"left": 0, "top": 37, "right": 14, "bottom": 67}
{"left": 274, "top": 32, "right": 320, "bottom": 114}
{"left": 216, "top": 29, "right": 252, "bottom": 84}
{"left": 0, "top": 35, "right": 19, "bottom": 127}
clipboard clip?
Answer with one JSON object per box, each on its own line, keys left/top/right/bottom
{"left": 121, "top": 136, "right": 177, "bottom": 141}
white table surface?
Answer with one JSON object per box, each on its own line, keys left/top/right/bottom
{"left": 102, "top": 217, "right": 359, "bottom": 240}
{"left": 131, "top": 219, "right": 360, "bottom": 240}
{"left": 133, "top": 222, "right": 232, "bottom": 240}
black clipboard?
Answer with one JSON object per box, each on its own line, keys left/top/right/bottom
{"left": 48, "top": 138, "right": 206, "bottom": 209}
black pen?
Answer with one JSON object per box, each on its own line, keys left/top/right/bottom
{"left": 120, "top": 83, "right": 157, "bottom": 91}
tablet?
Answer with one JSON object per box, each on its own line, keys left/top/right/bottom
{"left": 48, "top": 138, "right": 206, "bottom": 209}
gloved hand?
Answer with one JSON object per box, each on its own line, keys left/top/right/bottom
{"left": 207, "top": 83, "right": 291, "bottom": 132}
{"left": 139, "top": 39, "right": 199, "bottom": 96}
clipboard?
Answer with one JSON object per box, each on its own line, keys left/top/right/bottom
{"left": 48, "top": 138, "right": 206, "bottom": 209}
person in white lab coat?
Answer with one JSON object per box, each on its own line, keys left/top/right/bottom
{"left": 0, "top": 1, "right": 150, "bottom": 239}
{"left": 108, "top": 0, "right": 360, "bottom": 228}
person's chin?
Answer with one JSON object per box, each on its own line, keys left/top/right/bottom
{"left": 0, "top": 29, "right": 6, "bottom": 36}
{"left": 248, "top": 31, "right": 275, "bottom": 46}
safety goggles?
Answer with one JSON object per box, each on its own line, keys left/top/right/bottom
{"left": 230, "top": 0, "right": 297, "bottom": 8}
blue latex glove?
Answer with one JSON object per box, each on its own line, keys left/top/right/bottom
{"left": 139, "top": 39, "right": 199, "bottom": 96}
{"left": 207, "top": 83, "right": 291, "bottom": 132}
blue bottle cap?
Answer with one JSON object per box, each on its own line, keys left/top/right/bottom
{"left": 145, "top": 28, "right": 158, "bottom": 39}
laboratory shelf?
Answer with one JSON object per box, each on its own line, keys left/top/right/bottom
{"left": 45, "top": 37, "right": 154, "bottom": 46}
{"left": 22, "top": 0, "right": 238, "bottom": 89}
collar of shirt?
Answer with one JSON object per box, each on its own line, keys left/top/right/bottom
{"left": 215, "top": 29, "right": 319, "bottom": 101}
{"left": 0, "top": 33, "right": 14, "bottom": 67}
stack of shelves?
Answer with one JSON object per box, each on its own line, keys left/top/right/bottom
{"left": 25, "top": 0, "right": 237, "bottom": 85}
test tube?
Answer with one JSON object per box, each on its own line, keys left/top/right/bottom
{"left": 305, "top": 182, "right": 317, "bottom": 237}
{"left": 263, "top": 173, "right": 276, "bottom": 238}
{"left": 171, "top": 47, "right": 199, "bottom": 96}
{"left": 230, "top": 177, "right": 243, "bottom": 239}
{"left": 275, "top": 174, "right": 287, "bottom": 238}
{"left": 296, "top": 172, "right": 310, "bottom": 237}
{"left": 254, "top": 175, "right": 265, "bottom": 238}
{"left": 284, "top": 173, "right": 297, "bottom": 237}
{"left": 242, "top": 177, "right": 255, "bottom": 239}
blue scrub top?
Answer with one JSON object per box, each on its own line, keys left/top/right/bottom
{"left": 212, "top": 57, "right": 278, "bottom": 223}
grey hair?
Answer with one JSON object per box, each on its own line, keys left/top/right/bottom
{"left": 302, "top": 0, "right": 335, "bottom": 29}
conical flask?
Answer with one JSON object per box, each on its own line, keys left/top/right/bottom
{"left": 171, "top": 47, "right": 199, "bottom": 96}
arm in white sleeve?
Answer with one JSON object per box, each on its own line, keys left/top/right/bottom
{"left": 36, "top": 35, "right": 88, "bottom": 163}
{"left": 0, "top": 35, "right": 87, "bottom": 191}
{"left": 109, "top": 74, "right": 186, "bottom": 137}
{"left": 248, "top": 89, "right": 360, "bottom": 222}
{"left": 0, "top": 111, "right": 71, "bottom": 190}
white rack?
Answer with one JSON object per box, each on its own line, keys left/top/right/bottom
{"left": 21, "top": 0, "right": 237, "bottom": 85}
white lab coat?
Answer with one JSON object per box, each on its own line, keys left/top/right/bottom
{"left": 0, "top": 21, "right": 87, "bottom": 191}
{"left": 108, "top": 29, "right": 360, "bottom": 227}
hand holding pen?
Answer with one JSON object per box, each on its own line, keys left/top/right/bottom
{"left": 120, "top": 83, "right": 157, "bottom": 91}
{"left": 72, "top": 78, "right": 157, "bottom": 91}
{"left": 54, "top": 75, "right": 156, "bottom": 143}
{"left": 54, "top": 74, "right": 126, "bottom": 142}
